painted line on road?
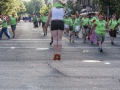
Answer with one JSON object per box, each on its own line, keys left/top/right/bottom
{"left": 0, "top": 47, "right": 119, "bottom": 49}
{"left": 0, "top": 39, "right": 120, "bottom": 42}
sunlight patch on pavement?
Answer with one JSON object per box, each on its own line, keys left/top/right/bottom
{"left": 104, "top": 62, "right": 111, "bottom": 65}
{"left": 83, "top": 50, "right": 89, "bottom": 52}
{"left": 62, "top": 36, "right": 68, "bottom": 40}
{"left": 11, "top": 47, "right": 15, "bottom": 49}
{"left": 82, "top": 60, "right": 101, "bottom": 63}
{"left": 36, "top": 48, "right": 49, "bottom": 50}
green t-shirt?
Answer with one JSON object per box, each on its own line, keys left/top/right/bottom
{"left": 41, "top": 16, "right": 48, "bottom": 23}
{"left": 69, "top": 18, "right": 74, "bottom": 26}
{"left": 10, "top": 17, "right": 16, "bottom": 25}
{"left": 95, "top": 20, "right": 107, "bottom": 35}
{"left": 89, "top": 18, "right": 93, "bottom": 27}
{"left": 109, "top": 19, "right": 117, "bottom": 30}
{"left": 74, "top": 18, "right": 80, "bottom": 26}
{"left": 33, "top": 16, "right": 37, "bottom": 22}
{"left": 2, "top": 20, "right": 7, "bottom": 28}
{"left": 117, "top": 19, "right": 120, "bottom": 24}
{"left": 92, "top": 16, "right": 98, "bottom": 21}
{"left": 82, "top": 17, "right": 89, "bottom": 26}
{"left": 38, "top": 18, "right": 41, "bottom": 22}
{"left": 64, "top": 18, "right": 70, "bottom": 25}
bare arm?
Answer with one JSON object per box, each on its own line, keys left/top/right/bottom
{"left": 45, "top": 9, "right": 52, "bottom": 27}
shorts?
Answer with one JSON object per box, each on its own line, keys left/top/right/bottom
{"left": 82, "top": 27, "right": 89, "bottom": 35}
{"left": 42, "top": 22, "right": 45, "bottom": 28}
{"left": 11, "top": 25, "right": 16, "bottom": 30}
{"left": 75, "top": 25, "right": 80, "bottom": 32}
{"left": 96, "top": 33, "right": 105, "bottom": 42}
{"left": 51, "top": 20, "right": 64, "bottom": 31}
{"left": 70, "top": 26, "right": 73, "bottom": 31}
{"left": 109, "top": 30, "right": 116, "bottom": 38}
{"left": 64, "top": 24, "right": 69, "bottom": 29}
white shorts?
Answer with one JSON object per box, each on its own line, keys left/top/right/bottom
{"left": 75, "top": 25, "right": 80, "bottom": 32}
{"left": 64, "top": 24, "right": 69, "bottom": 29}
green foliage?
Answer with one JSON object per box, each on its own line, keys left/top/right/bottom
{"left": 0, "top": 0, "right": 26, "bottom": 16}
{"left": 23, "top": 0, "right": 46, "bottom": 15}
{"left": 40, "top": 2, "right": 52, "bottom": 15}
{"left": 67, "top": 0, "right": 81, "bottom": 14}
{"left": 93, "top": 0, "right": 120, "bottom": 17}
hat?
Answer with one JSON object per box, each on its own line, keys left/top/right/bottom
{"left": 54, "top": 0, "right": 65, "bottom": 8}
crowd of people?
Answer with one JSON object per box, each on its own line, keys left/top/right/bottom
{"left": 0, "top": 14, "right": 17, "bottom": 40}
{"left": 44, "top": 0, "right": 120, "bottom": 60}
{"left": 0, "top": 0, "right": 120, "bottom": 61}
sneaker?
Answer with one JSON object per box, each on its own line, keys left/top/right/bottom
{"left": 50, "top": 41, "right": 53, "bottom": 45}
{"left": 72, "top": 40, "right": 74, "bottom": 43}
{"left": 77, "top": 35, "right": 79, "bottom": 38}
{"left": 111, "top": 42, "right": 114, "bottom": 45}
{"left": 98, "top": 48, "right": 103, "bottom": 52}
{"left": 70, "top": 39, "right": 71, "bottom": 43}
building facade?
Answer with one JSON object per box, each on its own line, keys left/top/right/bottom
{"left": 77, "top": 0, "right": 99, "bottom": 11}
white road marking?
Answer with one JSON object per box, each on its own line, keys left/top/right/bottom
{"left": 82, "top": 60, "right": 101, "bottom": 63}
{"left": 104, "top": 62, "right": 111, "bottom": 65}
{"left": 0, "top": 47, "right": 119, "bottom": 49}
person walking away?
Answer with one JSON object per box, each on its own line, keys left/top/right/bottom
{"left": 0, "top": 16, "right": 10, "bottom": 40}
{"left": 41, "top": 13, "right": 48, "bottom": 36}
{"left": 45, "top": 0, "right": 66, "bottom": 60}
{"left": 91, "top": 15, "right": 109, "bottom": 52}
{"left": 10, "top": 14, "right": 17, "bottom": 38}
{"left": 80, "top": 14, "right": 89, "bottom": 42}
{"left": 69, "top": 15, "right": 75, "bottom": 43}
{"left": 64, "top": 14, "right": 70, "bottom": 36}
{"left": 108, "top": 15, "right": 118, "bottom": 45}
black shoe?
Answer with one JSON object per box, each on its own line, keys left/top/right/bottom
{"left": 44, "top": 33, "right": 45, "bottom": 36}
{"left": 99, "top": 48, "right": 103, "bottom": 52}
{"left": 13, "top": 36, "right": 15, "bottom": 38}
{"left": 50, "top": 41, "right": 53, "bottom": 45}
{"left": 70, "top": 39, "right": 71, "bottom": 43}
{"left": 77, "top": 36, "right": 79, "bottom": 38}
{"left": 111, "top": 42, "right": 114, "bottom": 45}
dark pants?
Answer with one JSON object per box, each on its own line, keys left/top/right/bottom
{"left": 0, "top": 28, "right": 10, "bottom": 39}
{"left": 11, "top": 25, "right": 16, "bottom": 31}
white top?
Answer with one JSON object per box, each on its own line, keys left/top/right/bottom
{"left": 52, "top": 8, "right": 64, "bottom": 20}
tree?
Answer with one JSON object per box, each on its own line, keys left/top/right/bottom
{"left": 93, "top": 0, "right": 120, "bottom": 17}
{"left": 23, "top": 0, "right": 45, "bottom": 15}
{"left": 40, "top": 2, "right": 52, "bottom": 15}
{"left": 0, "top": 0, "right": 26, "bottom": 16}
{"left": 67, "top": 0, "right": 81, "bottom": 14}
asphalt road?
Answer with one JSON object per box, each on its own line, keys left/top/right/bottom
{"left": 0, "top": 21, "right": 120, "bottom": 90}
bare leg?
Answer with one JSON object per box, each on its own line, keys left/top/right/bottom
{"left": 51, "top": 30, "right": 58, "bottom": 54}
{"left": 57, "top": 30, "right": 63, "bottom": 54}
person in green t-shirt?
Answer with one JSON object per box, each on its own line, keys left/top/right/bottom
{"left": 41, "top": 13, "right": 48, "bottom": 36}
{"left": 64, "top": 14, "right": 70, "bottom": 36}
{"left": 108, "top": 15, "right": 118, "bottom": 45}
{"left": 91, "top": 15, "right": 110, "bottom": 52}
{"left": 38, "top": 15, "right": 41, "bottom": 27}
{"left": 0, "top": 16, "right": 10, "bottom": 40}
{"left": 80, "top": 14, "right": 89, "bottom": 42}
{"left": 10, "top": 14, "right": 17, "bottom": 38}
{"left": 69, "top": 15, "right": 75, "bottom": 43}
{"left": 74, "top": 14, "right": 81, "bottom": 38}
